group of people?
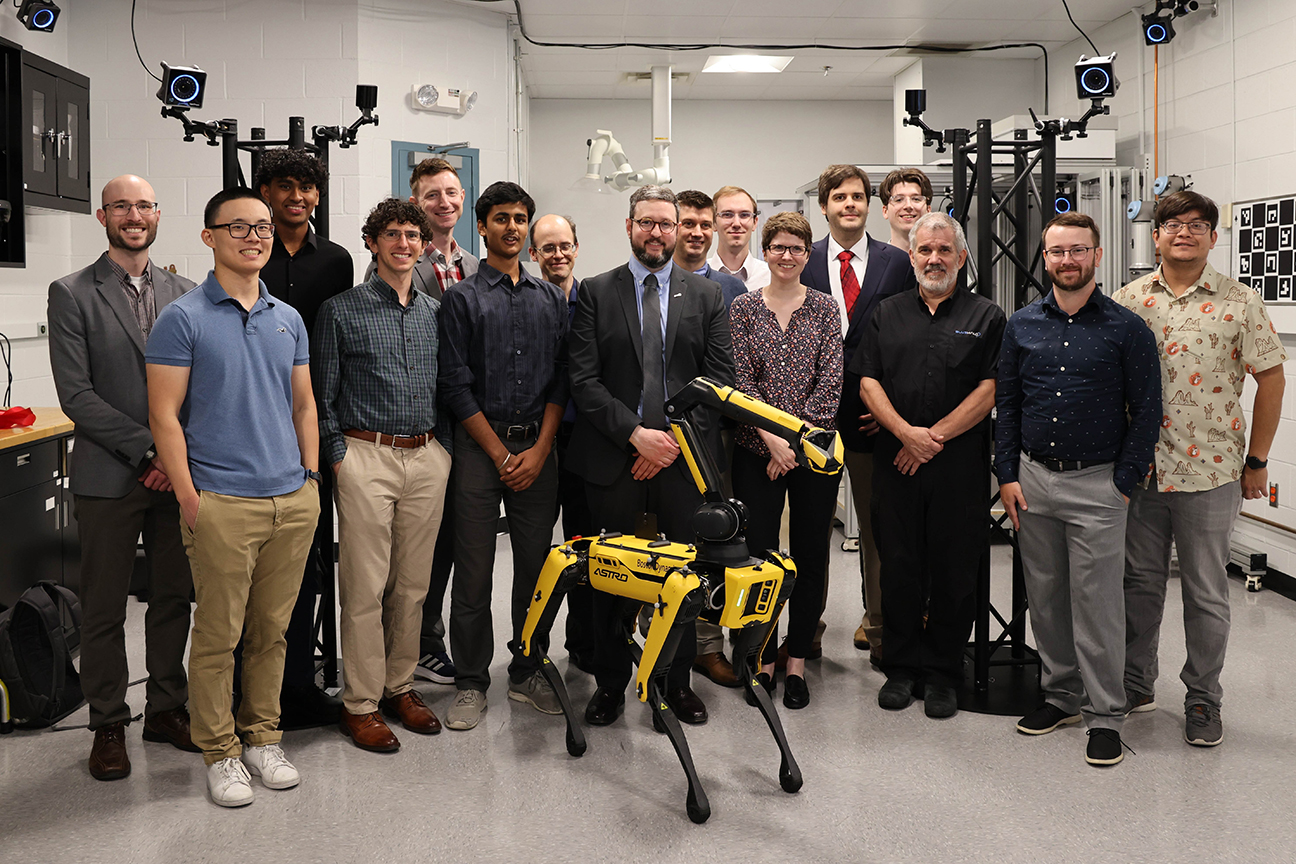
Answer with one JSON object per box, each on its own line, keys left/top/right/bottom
{"left": 46, "top": 150, "right": 1284, "bottom": 808}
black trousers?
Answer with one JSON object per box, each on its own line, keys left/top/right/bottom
{"left": 418, "top": 466, "right": 456, "bottom": 658}
{"left": 871, "top": 437, "right": 988, "bottom": 688}
{"left": 555, "top": 421, "right": 595, "bottom": 659}
{"left": 731, "top": 445, "right": 838, "bottom": 663}
{"left": 585, "top": 459, "right": 699, "bottom": 693}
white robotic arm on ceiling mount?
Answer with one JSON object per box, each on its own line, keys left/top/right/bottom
{"left": 577, "top": 66, "right": 673, "bottom": 192}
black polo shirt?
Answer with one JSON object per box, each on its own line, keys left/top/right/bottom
{"left": 851, "top": 287, "right": 1005, "bottom": 445}
{"left": 261, "top": 227, "right": 355, "bottom": 340}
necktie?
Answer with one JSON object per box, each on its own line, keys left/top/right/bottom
{"left": 839, "top": 250, "right": 860, "bottom": 318}
{"left": 641, "top": 273, "right": 666, "bottom": 430}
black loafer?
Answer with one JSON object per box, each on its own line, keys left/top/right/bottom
{"left": 923, "top": 683, "right": 959, "bottom": 718}
{"left": 584, "top": 687, "right": 625, "bottom": 726}
{"left": 878, "top": 676, "right": 916, "bottom": 710}
{"left": 783, "top": 674, "right": 810, "bottom": 710}
{"left": 666, "top": 686, "right": 708, "bottom": 724}
{"left": 744, "top": 672, "right": 776, "bottom": 707}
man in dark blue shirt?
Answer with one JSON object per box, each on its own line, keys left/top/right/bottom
{"left": 995, "top": 212, "right": 1160, "bottom": 767}
{"left": 438, "top": 182, "right": 569, "bottom": 731}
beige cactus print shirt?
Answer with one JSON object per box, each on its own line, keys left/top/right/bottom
{"left": 1114, "top": 262, "right": 1287, "bottom": 493}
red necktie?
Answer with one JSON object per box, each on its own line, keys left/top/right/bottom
{"left": 838, "top": 250, "right": 860, "bottom": 318}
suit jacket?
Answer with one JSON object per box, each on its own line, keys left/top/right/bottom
{"left": 696, "top": 263, "right": 749, "bottom": 311}
{"left": 363, "top": 245, "right": 479, "bottom": 301}
{"left": 803, "top": 235, "right": 916, "bottom": 452}
{"left": 47, "top": 253, "right": 196, "bottom": 498}
{"left": 568, "top": 264, "right": 736, "bottom": 486}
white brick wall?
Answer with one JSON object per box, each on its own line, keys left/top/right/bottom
{"left": 1, "top": 0, "right": 516, "bottom": 410}
{"left": 1047, "top": 0, "right": 1296, "bottom": 571}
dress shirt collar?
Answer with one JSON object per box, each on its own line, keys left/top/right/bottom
{"left": 477, "top": 258, "right": 538, "bottom": 290}
{"left": 827, "top": 232, "right": 871, "bottom": 262}
{"left": 426, "top": 238, "right": 463, "bottom": 267}
{"left": 1148, "top": 262, "right": 1221, "bottom": 296}
{"left": 1041, "top": 286, "right": 1106, "bottom": 317}
{"left": 628, "top": 256, "right": 674, "bottom": 290}
{"left": 366, "top": 270, "right": 427, "bottom": 307}
{"left": 104, "top": 253, "right": 154, "bottom": 292}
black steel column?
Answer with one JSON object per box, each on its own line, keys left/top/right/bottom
{"left": 975, "top": 119, "right": 994, "bottom": 299}
{"left": 249, "top": 127, "right": 265, "bottom": 194}
{"left": 220, "top": 119, "right": 240, "bottom": 189}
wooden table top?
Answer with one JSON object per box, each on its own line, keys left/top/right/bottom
{"left": 0, "top": 407, "right": 74, "bottom": 452}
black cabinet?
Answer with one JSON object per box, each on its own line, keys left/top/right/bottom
{"left": 20, "top": 51, "right": 89, "bottom": 213}
{"left": 0, "top": 437, "right": 67, "bottom": 610}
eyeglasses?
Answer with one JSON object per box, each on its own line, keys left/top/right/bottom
{"left": 887, "top": 194, "right": 928, "bottom": 206}
{"left": 105, "top": 201, "right": 158, "bottom": 216}
{"left": 379, "top": 229, "right": 424, "bottom": 243}
{"left": 766, "top": 243, "right": 807, "bottom": 257}
{"left": 1160, "top": 220, "right": 1212, "bottom": 236}
{"left": 1044, "top": 246, "right": 1095, "bottom": 262}
{"left": 717, "top": 210, "right": 757, "bottom": 223}
{"left": 632, "top": 218, "right": 677, "bottom": 234}
{"left": 537, "top": 242, "right": 575, "bottom": 256}
{"left": 208, "top": 222, "right": 276, "bottom": 239}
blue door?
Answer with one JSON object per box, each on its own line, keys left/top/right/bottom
{"left": 391, "top": 141, "right": 480, "bottom": 258}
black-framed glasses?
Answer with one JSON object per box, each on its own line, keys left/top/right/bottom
{"left": 767, "top": 243, "right": 808, "bottom": 257}
{"left": 633, "top": 218, "right": 677, "bottom": 234}
{"left": 1044, "top": 246, "right": 1095, "bottom": 262}
{"left": 379, "top": 229, "right": 424, "bottom": 243}
{"left": 1160, "top": 220, "right": 1212, "bottom": 236}
{"left": 208, "top": 222, "right": 276, "bottom": 239}
{"left": 537, "top": 242, "right": 576, "bottom": 256}
{"left": 105, "top": 201, "right": 158, "bottom": 215}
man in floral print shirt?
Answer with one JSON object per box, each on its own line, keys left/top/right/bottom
{"left": 1114, "top": 190, "right": 1286, "bottom": 750}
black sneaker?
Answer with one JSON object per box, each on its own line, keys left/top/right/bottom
{"left": 878, "top": 676, "right": 915, "bottom": 711}
{"left": 1085, "top": 728, "right": 1124, "bottom": 766}
{"left": 923, "top": 683, "right": 958, "bottom": 719}
{"left": 1184, "top": 703, "right": 1223, "bottom": 747}
{"left": 1016, "top": 702, "right": 1082, "bottom": 735}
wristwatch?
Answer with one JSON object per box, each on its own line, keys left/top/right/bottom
{"left": 1245, "top": 455, "right": 1267, "bottom": 471}
{"left": 307, "top": 469, "right": 323, "bottom": 483}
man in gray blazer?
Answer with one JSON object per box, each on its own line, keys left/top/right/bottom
{"left": 47, "top": 174, "right": 199, "bottom": 780}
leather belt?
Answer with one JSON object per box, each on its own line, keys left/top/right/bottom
{"left": 344, "top": 429, "right": 432, "bottom": 448}
{"left": 1027, "top": 452, "right": 1108, "bottom": 472}
{"left": 489, "top": 420, "right": 540, "bottom": 441}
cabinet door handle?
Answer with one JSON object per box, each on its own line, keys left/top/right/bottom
{"left": 15, "top": 452, "right": 30, "bottom": 466}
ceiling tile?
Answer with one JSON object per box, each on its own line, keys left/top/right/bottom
{"left": 519, "top": 14, "right": 626, "bottom": 41}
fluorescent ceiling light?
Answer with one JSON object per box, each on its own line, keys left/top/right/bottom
{"left": 702, "top": 55, "right": 793, "bottom": 74}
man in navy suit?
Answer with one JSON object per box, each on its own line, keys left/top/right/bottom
{"left": 802, "top": 165, "right": 917, "bottom": 665}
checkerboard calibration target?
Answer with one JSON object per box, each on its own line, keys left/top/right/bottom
{"left": 1235, "top": 195, "right": 1296, "bottom": 302}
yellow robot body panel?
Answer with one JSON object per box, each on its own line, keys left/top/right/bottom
{"left": 633, "top": 566, "right": 706, "bottom": 703}
{"left": 716, "top": 553, "right": 796, "bottom": 631}
{"left": 520, "top": 544, "right": 582, "bottom": 658}
{"left": 585, "top": 536, "right": 697, "bottom": 602}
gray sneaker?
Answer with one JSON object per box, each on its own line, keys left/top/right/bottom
{"left": 1185, "top": 703, "right": 1223, "bottom": 747}
{"left": 445, "top": 689, "right": 487, "bottom": 731}
{"left": 508, "top": 671, "right": 563, "bottom": 715}
{"left": 1124, "top": 690, "right": 1156, "bottom": 715}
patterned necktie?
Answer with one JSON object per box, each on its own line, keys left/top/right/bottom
{"left": 641, "top": 273, "right": 666, "bottom": 430}
{"left": 838, "top": 250, "right": 859, "bottom": 318}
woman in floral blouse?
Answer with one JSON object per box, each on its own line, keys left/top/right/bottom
{"left": 729, "top": 211, "right": 843, "bottom": 709}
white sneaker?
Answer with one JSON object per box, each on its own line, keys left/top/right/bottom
{"left": 445, "top": 689, "right": 487, "bottom": 730}
{"left": 207, "top": 757, "right": 254, "bottom": 807}
{"left": 240, "top": 743, "right": 300, "bottom": 789}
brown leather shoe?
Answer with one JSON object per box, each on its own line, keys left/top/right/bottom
{"left": 692, "top": 652, "right": 741, "bottom": 688}
{"left": 89, "top": 723, "right": 131, "bottom": 781}
{"left": 339, "top": 710, "right": 401, "bottom": 752}
{"left": 853, "top": 618, "right": 870, "bottom": 651}
{"left": 665, "top": 686, "right": 708, "bottom": 724}
{"left": 142, "top": 706, "right": 202, "bottom": 753}
{"left": 380, "top": 690, "right": 442, "bottom": 735}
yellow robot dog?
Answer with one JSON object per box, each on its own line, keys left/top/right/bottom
{"left": 514, "top": 376, "right": 843, "bottom": 824}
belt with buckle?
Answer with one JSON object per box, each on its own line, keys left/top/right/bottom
{"left": 1027, "top": 452, "right": 1108, "bottom": 472}
{"left": 344, "top": 429, "right": 431, "bottom": 448}
{"left": 490, "top": 420, "right": 540, "bottom": 441}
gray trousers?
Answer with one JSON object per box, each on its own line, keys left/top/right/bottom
{"left": 449, "top": 424, "right": 558, "bottom": 692}
{"left": 1018, "top": 456, "right": 1128, "bottom": 731}
{"left": 74, "top": 485, "right": 193, "bottom": 729}
{"left": 1124, "top": 481, "right": 1241, "bottom": 709}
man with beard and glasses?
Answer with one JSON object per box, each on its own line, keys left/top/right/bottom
{"left": 437, "top": 182, "right": 570, "bottom": 732}
{"left": 853, "top": 213, "right": 1004, "bottom": 720}
{"left": 568, "top": 185, "right": 735, "bottom": 728}
{"left": 48, "top": 174, "right": 200, "bottom": 781}
{"left": 996, "top": 212, "right": 1160, "bottom": 767}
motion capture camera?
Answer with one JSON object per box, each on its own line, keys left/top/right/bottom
{"left": 356, "top": 84, "right": 378, "bottom": 116}
{"left": 17, "top": 0, "right": 59, "bottom": 32}
{"left": 157, "top": 63, "right": 207, "bottom": 110}
{"left": 1142, "top": 10, "right": 1175, "bottom": 44}
{"left": 1074, "top": 53, "right": 1118, "bottom": 100}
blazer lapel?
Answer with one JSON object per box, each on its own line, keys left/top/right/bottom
{"left": 616, "top": 266, "right": 644, "bottom": 370}
{"left": 664, "top": 268, "right": 685, "bottom": 366}
{"left": 93, "top": 257, "right": 147, "bottom": 357}
{"left": 845, "top": 237, "right": 886, "bottom": 344}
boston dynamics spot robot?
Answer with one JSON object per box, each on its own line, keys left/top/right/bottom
{"left": 512, "top": 377, "right": 843, "bottom": 823}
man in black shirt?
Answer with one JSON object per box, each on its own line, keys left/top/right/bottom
{"left": 855, "top": 213, "right": 1005, "bottom": 719}
{"left": 255, "top": 150, "right": 354, "bottom": 728}
{"left": 438, "top": 182, "right": 569, "bottom": 731}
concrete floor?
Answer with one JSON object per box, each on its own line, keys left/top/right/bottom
{"left": 2, "top": 538, "right": 1295, "bottom": 864}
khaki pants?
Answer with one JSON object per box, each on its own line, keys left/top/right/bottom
{"left": 181, "top": 482, "right": 319, "bottom": 765}
{"left": 335, "top": 436, "right": 451, "bottom": 714}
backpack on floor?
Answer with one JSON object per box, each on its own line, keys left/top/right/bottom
{"left": 0, "top": 581, "right": 85, "bottom": 729}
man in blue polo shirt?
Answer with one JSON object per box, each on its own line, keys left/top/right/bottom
{"left": 147, "top": 187, "right": 321, "bottom": 808}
